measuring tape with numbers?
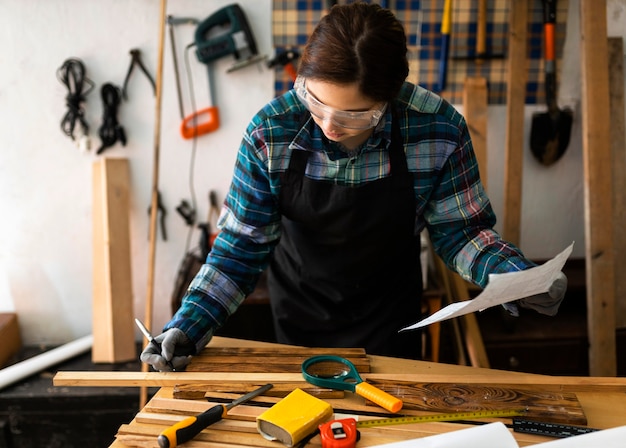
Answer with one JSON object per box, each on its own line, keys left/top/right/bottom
{"left": 355, "top": 409, "right": 527, "bottom": 428}
{"left": 512, "top": 418, "right": 599, "bottom": 438}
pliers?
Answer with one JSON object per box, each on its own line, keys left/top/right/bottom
{"left": 122, "top": 48, "right": 156, "bottom": 100}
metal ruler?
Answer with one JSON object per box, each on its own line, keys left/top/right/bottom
{"left": 356, "top": 409, "right": 527, "bottom": 428}
{"left": 512, "top": 418, "right": 599, "bottom": 438}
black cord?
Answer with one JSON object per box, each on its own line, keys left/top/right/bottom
{"left": 56, "top": 58, "right": 94, "bottom": 141}
{"left": 97, "top": 83, "right": 126, "bottom": 154}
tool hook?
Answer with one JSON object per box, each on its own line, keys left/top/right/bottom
{"left": 122, "top": 48, "right": 157, "bottom": 100}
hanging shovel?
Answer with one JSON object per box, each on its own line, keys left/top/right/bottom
{"left": 529, "top": 0, "right": 573, "bottom": 166}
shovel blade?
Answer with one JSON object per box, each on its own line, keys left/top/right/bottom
{"left": 529, "top": 108, "right": 573, "bottom": 166}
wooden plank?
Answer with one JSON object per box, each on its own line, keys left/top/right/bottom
{"left": 449, "top": 273, "right": 490, "bottom": 369}
{"left": 579, "top": 0, "right": 617, "bottom": 376}
{"left": 368, "top": 380, "right": 586, "bottom": 425}
{"left": 463, "top": 76, "right": 489, "bottom": 192}
{"left": 0, "top": 313, "right": 21, "bottom": 367}
{"left": 173, "top": 382, "right": 342, "bottom": 400}
{"left": 125, "top": 398, "right": 554, "bottom": 447}
{"left": 187, "top": 347, "right": 370, "bottom": 373}
{"left": 53, "top": 371, "right": 626, "bottom": 393}
{"left": 608, "top": 37, "right": 626, "bottom": 329}
{"left": 132, "top": 398, "right": 554, "bottom": 447}
{"left": 92, "top": 158, "right": 135, "bottom": 363}
{"left": 503, "top": 0, "right": 528, "bottom": 246}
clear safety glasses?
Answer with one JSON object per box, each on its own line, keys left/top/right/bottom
{"left": 294, "top": 77, "right": 387, "bottom": 130}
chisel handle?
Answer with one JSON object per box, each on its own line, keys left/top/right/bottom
{"left": 158, "top": 404, "right": 226, "bottom": 448}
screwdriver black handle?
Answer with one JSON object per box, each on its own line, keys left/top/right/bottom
{"left": 157, "top": 404, "right": 226, "bottom": 448}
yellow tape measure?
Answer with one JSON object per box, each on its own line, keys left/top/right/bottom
{"left": 356, "top": 409, "right": 527, "bottom": 428}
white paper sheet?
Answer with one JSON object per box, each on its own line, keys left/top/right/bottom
{"left": 371, "top": 422, "right": 518, "bottom": 448}
{"left": 401, "top": 242, "right": 574, "bottom": 331}
{"left": 369, "top": 423, "right": 626, "bottom": 448}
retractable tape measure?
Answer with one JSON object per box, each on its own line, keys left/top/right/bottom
{"left": 319, "top": 418, "right": 359, "bottom": 448}
{"left": 319, "top": 410, "right": 527, "bottom": 448}
{"left": 355, "top": 409, "right": 527, "bottom": 428}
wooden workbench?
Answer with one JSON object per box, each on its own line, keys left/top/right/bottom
{"left": 104, "top": 336, "right": 626, "bottom": 447}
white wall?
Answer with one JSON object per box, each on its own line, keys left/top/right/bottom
{"left": 0, "top": 0, "right": 624, "bottom": 345}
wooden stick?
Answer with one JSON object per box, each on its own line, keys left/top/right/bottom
{"left": 141, "top": 0, "right": 168, "bottom": 408}
{"left": 503, "top": 0, "right": 528, "bottom": 245}
{"left": 579, "top": 0, "right": 617, "bottom": 376}
{"left": 54, "top": 371, "right": 626, "bottom": 393}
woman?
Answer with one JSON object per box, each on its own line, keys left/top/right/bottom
{"left": 141, "top": 2, "right": 566, "bottom": 370}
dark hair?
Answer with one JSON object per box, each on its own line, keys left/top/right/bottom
{"left": 297, "top": 2, "right": 409, "bottom": 102}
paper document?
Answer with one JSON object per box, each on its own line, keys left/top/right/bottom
{"left": 401, "top": 242, "right": 574, "bottom": 331}
{"left": 371, "top": 422, "right": 626, "bottom": 448}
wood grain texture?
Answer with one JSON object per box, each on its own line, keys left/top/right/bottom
{"left": 579, "top": 0, "right": 617, "bottom": 376}
{"left": 503, "top": 0, "right": 528, "bottom": 245}
{"left": 117, "top": 397, "right": 553, "bottom": 448}
{"left": 368, "top": 380, "right": 586, "bottom": 425}
{"left": 53, "top": 371, "right": 626, "bottom": 393}
{"left": 173, "top": 382, "right": 342, "bottom": 400}
{"left": 608, "top": 37, "right": 626, "bottom": 330}
{"left": 187, "top": 347, "right": 370, "bottom": 373}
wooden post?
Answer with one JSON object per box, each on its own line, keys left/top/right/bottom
{"left": 503, "top": 0, "right": 528, "bottom": 246}
{"left": 92, "top": 158, "right": 135, "bottom": 363}
{"left": 608, "top": 37, "right": 626, "bottom": 330}
{"left": 579, "top": 0, "right": 616, "bottom": 376}
{"left": 463, "top": 77, "right": 489, "bottom": 192}
{"left": 140, "top": 0, "right": 168, "bottom": 408}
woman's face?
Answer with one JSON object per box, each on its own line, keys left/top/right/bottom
{"left": 304, "top": 79, "right": 383, "bottom": 150}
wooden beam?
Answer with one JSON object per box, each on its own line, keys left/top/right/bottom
{"left": 53, "top": 371, "right": 626, "bottom": 393}
{"left": 92, "top": 158, "right": 135, "bottom": 363}
{"left": 503, "top": 0, "right": 528, "bottom": 246}
{"left": 463, "top": 76, "right": 488, "bottom": 192}
{"left": 579, "top": 0, "right": 617, "bottom": 376}
{"left": 608, "top": 37, "right": 626, "bottom": 329}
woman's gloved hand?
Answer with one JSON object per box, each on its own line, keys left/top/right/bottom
{"left": 140, "top": 328, "right": 195, "bottom": 372}
{"left": 502, "top": 271, "right": 568, "bottom": 317}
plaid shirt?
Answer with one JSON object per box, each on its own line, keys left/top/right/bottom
{"left": 166, "top": 82, "right": 534, "bottom": 352}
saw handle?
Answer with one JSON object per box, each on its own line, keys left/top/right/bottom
{"left": 180, "top": 106, "right": 220, "bottom": 139}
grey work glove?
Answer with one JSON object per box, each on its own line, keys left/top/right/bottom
{"left": 140, "top": 328, "right": 195, "bottom": 372}
{"left": 502, "top": 271, "right": 568, "bottom": 317}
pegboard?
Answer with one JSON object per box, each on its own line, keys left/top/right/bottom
{"left": 271, "top": 0, "right": 569, "bottom": 105}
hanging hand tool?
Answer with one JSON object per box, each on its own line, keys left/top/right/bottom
{"left": 122, "top": 49, "right": 156, "bottom": 100}
{"left": 181, "top": 4, "right": 265, "bottom": 139}
{"left": 268, "top": 49, "right": 300, "bottom": 82}
{"left": 157, "top": 383, "right": 273, "bottom": 448}
{"left": 436, "top": 0, "right": 452, "bottom": 93}
{"left": 453, "top": 0, "right": 504, "bottom": 63}
{"left": 147, "top": 191, "right": 167, "bottom": 241}
{"left": 166, "top": 16, "right": 199, "bottom": 123}
{"left": 529, "top": 0, "right": 573, "bottom": 166}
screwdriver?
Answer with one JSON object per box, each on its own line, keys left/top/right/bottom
{"left": 158, "top": 383, "right": 273, "bottom": 448}
{"left": 135, "top": 318, "right": 175, "bottom": 371}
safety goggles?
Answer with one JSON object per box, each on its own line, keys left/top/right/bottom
{"left": 294, "top": 76, "right": 386, "bottom": 130}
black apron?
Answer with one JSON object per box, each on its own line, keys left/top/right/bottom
{"left": 268, "top": 114, "right": 423, "bottom": 359}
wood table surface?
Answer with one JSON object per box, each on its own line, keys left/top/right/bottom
{"left": 108, "top": 336, "right": 626, "bottom": 447}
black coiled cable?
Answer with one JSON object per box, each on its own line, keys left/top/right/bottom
{"left": 56, "top": 58, "right": 94, "bottom": 141}
{"left": 97, "top": 83, "right": 126, "bottom": 154}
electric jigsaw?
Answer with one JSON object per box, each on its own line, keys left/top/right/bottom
{"left": 194, "top": 4, "right": 264, "bottom": 72}
{"left": 180, "top": 4, "right": 264, "bottom": 139}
